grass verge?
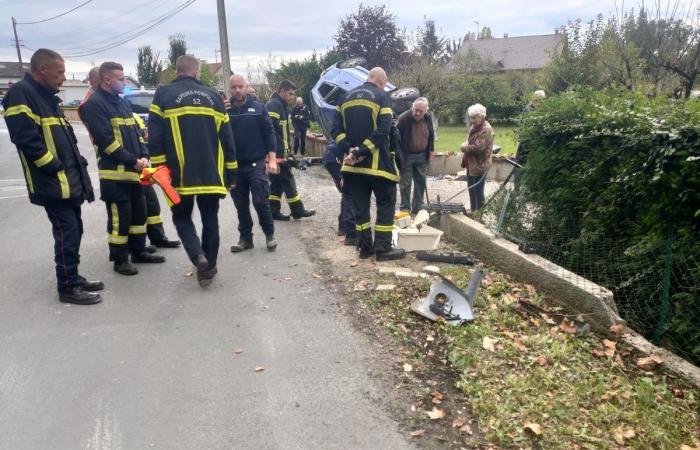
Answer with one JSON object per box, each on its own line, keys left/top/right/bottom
{"left": 361, "top": 265, "right": 700, "bottom": 449}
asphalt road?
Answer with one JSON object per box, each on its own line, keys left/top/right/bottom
{"left": 0, "top": 121, "right": 414, "bottom": 450}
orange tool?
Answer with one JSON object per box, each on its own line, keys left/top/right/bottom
{"left": 140, "top": 166, "right": 181, "bottom": 205}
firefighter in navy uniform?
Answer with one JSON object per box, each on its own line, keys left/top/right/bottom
{"left": 131, "top": 114, "right": 181, "bottom": 250}
{"left": 148, "top": 55, "right": 238, "bottom": 287}
{"left": 82, "top": 62, "right": 166, "bottom": 275}
{"left": 2, "top": 49, "right": 103, "bottom": 305}
{"left": 266, "top": 80, "right": 315, "bottom": 221}
{"left": 331, "top": 67, "right": 405, "bottom": 261}
{"left": 226, "top": 74, "right": 278, "bottom": 252}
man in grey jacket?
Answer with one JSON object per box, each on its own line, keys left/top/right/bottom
{"left": 396, "top": 97, "right": 434, "bottom": 214}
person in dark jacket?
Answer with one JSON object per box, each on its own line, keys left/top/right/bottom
{"left": 331, "top": 67, "right": 405, "bottom": 261}
{"left": 323, "top": 142, "right": 356, "bottom": 245}
{"left": 397, "top": 97, "right": 434, "bottom": 214}
{"left": 82, "top": 62, "right": 166, "bottom": 275}
{"left": 226, "top": 74, "right": 278, "bottom": 253}
{"left": 148, "top": 55, "right": 238, "bottom": 287}
{"left": 291, "top": 97, "right": 311, "bottom": 156}
{"left": 2, "top": 48, "right": 103, "bottom": 305}
{"left": 266, "top": 80, "right": 315, "bottom": 221}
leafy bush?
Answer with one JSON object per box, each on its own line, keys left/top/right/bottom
{"left": 518, "top": 89, "right": 700, "bottom": 364}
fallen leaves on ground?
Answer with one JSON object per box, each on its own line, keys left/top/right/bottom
{"left": 559, "top": 318, "right": 577, "bottom": 334}
{"left": 524, "top": 422, "right": 542, "bottom": 436}
{"left": 403, "top": 363, "right": 413, "bottom": 373}
{"left": 410, "top": 429, "right": 426, "bottom": 437}
{"left": 426, "top": 407, "right": 445, "bottom": 420}
{"left": 613, "top": 427, "right": 636, "bottom": 445}
{"left": 609, "top": 322, "right": 626, "bottom": 336}
{"left": 233, "top": 348, "right": 243, "bottom": 354}
{"left": 513, "top": 338, "right": 529, "bottom": 353}
{"left": 350, "top": 260, "right": 359, "bottom": 267}
{"left": 636, "top": 355, "right": 663, "bottom": 371}
{"left": 254, "top": 366, "right": 265, "bottom": 372}
{"left": 482, "top": 336, "right": 498, "bottom": 352}
{"left": 452, "top": 416, "right": 466, "bottom": 428}
{"left": 312, "top": 273, "right": 322, "bottom": 279}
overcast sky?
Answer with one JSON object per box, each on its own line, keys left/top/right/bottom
{"left": 1, "top": 0, "right": 696, "bottom": 81}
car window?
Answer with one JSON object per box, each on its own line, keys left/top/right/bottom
{"left": 125, "top": 95, "right": 154, "bottom": 113}
{"left": 318, "top": 82, "right": 334, "bottom": 98}
{"left": 325, "top": 87, "right": 346, "bottom": 106}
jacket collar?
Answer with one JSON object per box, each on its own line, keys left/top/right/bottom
{"left": 174, "top": 75, "right": 202, "bottom": 85}
{"left": 96, "top": 86, "right": 123, "bottom": 104}
{"left": 24, "top": 73, "right": 61, "bottom": 104}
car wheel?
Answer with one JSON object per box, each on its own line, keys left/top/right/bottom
{"left": 337, "top": 57, "right": 368, "bottom": 69}
{"left": 390, "top": 87, "right": 420, "bottom": 114}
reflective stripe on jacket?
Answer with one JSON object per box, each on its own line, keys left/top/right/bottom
{"left": 2, "top": 73, "right": 94, "bottom": 206}
{"left": 266, "top": 93, "right": 291, "bottom": 159}
{"left": 147, "top": 76, "right": 237, "bottom": 196}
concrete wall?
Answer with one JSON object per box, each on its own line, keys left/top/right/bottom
{"left": 437, "top": 213, "right": 621, "bottom": 333}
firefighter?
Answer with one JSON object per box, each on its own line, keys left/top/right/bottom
{"left": 82, "top": 62, "right": 166, "bottom": 275}
{"left": 2, "top": 48, "right": 103, "bottom": 305}
{"left": 331, "top": 67, "right": 405, "bottom": 261}
{"left": 130, "top": 114, "right": 181, "bottom": 250}
{"left": 266, "top": 80, "right": 315, "bottom": 221}
{"left": 147, "top": 55, "right": 238, "bottom": 287}
{"left": 323, "top": 142, "right": 356, "bottom": 245}
{"left": 226, "top": 74, "right": 278, "bottom": 252}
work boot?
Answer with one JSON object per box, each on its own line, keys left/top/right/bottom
{"left": 145, "top": 245, "right": 157, "bottom": 254}
{"left": 194, "top": 254, "right": 213, "bottom": 287}
{"left": 114, "top": 261, "right": 139, "bottom": 276}
{"left": 78, "top": 275, "right": 104, "bottom": 292}
{"left": 272, "top": 212, "right": 291, "bottom": 221}
{"left": 359, "top": 247, "right": 374, "bottom": 259}
{"left": 59, "top": 287, "right": 102, "bottom": 305}
{"left": 266, "top": 235, "right": 278, "bottom": 251}
{"left": 337, "top": 228, "right": 345, "bottom": 237}
{"left": 375, "top": 247, "right": 406, "bottom": 262}
{"left": 132, "top": 252, "right": 166, "bottom": 263}
{"left": 231, "top": 239, "right": 254, "bottom": 253}
{"left": 292, "top": 209, "right": 316, "bottom": 219}
{"left": 152, "top": 238, "right": 181, "bottom": 248}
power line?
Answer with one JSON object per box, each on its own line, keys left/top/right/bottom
{"left": 16, "top": 0, "right": 95, "bottom": 25}
{"left": 62, "top": 0, "right": 196, "bottom": 58}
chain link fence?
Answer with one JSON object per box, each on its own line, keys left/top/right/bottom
{"left": 475, "top": 167, "right": 700, "bottom": 366}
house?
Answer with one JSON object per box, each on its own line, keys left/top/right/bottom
{"left": 0, "top": 61, "right": 30, "bottom": 93}
{"left": 453, "top": 33, "right": 564, "bottom": 72}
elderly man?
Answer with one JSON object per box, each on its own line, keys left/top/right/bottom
{"left": 2, "top": 48, "right": 102, "bottom": 304}
{"left": 291, "top": 96, "right": 311, "bottom": 156}
{"left": 396, "top": 97, "right": 434, "bottom": 214}
{"left": 461, "top": 104, "right": 493, "bottom": 212}
{"left": 331, "top": 67, "right": 404, "bottom": 261}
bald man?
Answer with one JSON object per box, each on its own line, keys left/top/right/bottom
{"left": 291, "top": 96, "right": 311, "bottom": 155}
{"left": 331, "top": 67, "right": 405, "bottom": 261}
{"left": 226, "top": 74, "right": 278, "bottom": 252}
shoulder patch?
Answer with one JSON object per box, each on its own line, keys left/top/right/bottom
{"left": 248, "top": 108, "right": 256, "bottom": 112}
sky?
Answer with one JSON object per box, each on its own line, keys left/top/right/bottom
{"left": 1, "top": 0, "right": 697, "bottom": 82}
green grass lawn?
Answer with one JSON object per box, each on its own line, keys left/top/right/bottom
{"left": 435, "top": 124, "right": 518, "bottom": 155}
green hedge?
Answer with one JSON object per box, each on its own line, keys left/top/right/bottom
{"left": 518, "top": 89, "right": 700, "bottom": 364}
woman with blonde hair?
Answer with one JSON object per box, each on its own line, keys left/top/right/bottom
{"left": 460, "top": 103, "right": 493, "bottom": 211}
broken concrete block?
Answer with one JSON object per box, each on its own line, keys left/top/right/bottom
{"left": 423, "top": 265, "right": 440, "bottom": 274}
{"left": 378, "top": 266, "right": 409, "bottom": 275}
{"left": 375, "top": 284, "right": 396, "bottom": 291}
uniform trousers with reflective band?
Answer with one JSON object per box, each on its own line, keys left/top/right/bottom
{"left": 324, "top": 160, "right": 356, "bottom": 237}
{"left": 268, "top": 163, "right": 306, "bottom": 217}
{"left": 344, "top": 173, "right": 397, "bottom": 253}
{"left": 171, "top": 194, "right": 220, "bottom": 268}
{"left": 45, "top": 204, "right": 83, "bottom": 293}
{"left": 105, "top": 183, "right": 147, "bottom": 262}
{"left": 293, "top": 127, "right": 307, "bottom": 155}
{"left": 231, "top": 159, "right": 274, "bottom": 242}
{"left": 144, "top": 184, "right": 166, "bottom": 243}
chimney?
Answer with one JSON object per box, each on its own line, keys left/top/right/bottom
{"left": 503, "top": 33, "right": 508, "bottom": 39}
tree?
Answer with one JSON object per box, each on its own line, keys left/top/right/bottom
{"left": 334, "top": 4, "right": 407, "bottom": 69}
{"left": 199, "top": 61, "right": 218, "bottom": 89}
{"left": 479, "top": 26, "right": 493, "bottom": 39}
{"left": 136, "top": 45, "right": 162, "bottom": 87}
{"left": 419, "top": 18, "right": 447, "bottom": 63}
{"left": 168, "top": 33, "right": 187, "bottom": 68}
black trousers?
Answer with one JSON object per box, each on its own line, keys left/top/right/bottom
{"left": 105, "top": 183, "right": 147, "bottom": 263}
{"left": 144, "top": 184, "right": 166, "bottom": 243}
{"left": 44, "top": 204, "right": 83, "bottom": 293}
{"left": 293, "top": 126, "right": 307, "bottom": 155}
{"left": 269, "top": 164, "right": 306, "bottom": 216}
{"left": 231, "top": 160, "right": 274, "bottom": 241}
{"left": 324, "top": 160, "right": 356, "bottom": 237}
{"left": 344, "top": 173, "right": 397, "bottom": 252}
{"left": 171, "top": 194, "right": 220, "bottom": 268}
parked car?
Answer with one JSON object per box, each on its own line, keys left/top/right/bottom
{"left": 122, "top": 89, "right": 155, "bottom": 140}
{"left": 310, "top": 57, "right": 421, "bottom": 141}
{"left": 64, "top": 99, "right": 82, "bottom": 107}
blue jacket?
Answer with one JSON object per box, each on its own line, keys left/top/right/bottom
{"left": 227, "top": 94, "right": 276, "bottom": 163}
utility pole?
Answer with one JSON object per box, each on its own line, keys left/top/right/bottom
{"left": 12, "top": 17, "right": 23, "bottom": 68}
{"left": 473, "top": 21, "right": 480, "bottom": 40}
{"left": 216, "top": 0, "right": 231, "bottom": 81}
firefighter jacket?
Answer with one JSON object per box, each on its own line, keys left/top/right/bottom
{"left": 2, "top": 73, "right": 94, "bottom": 206}
{"left": 331, "top": 81, "right": 399, "bottom": 182}
{"left": 147, "top": 76, "right": 238, "bottom": 196}
{"left": 81, "top": 86, "right": 148, "bottom": 185}
{"left": 266, "top": 93, "right": 291, "bottom": 160}
{"left": 227, "top": 94, "right": 276, "bottom": 163}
